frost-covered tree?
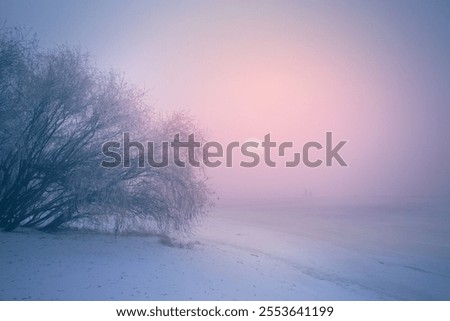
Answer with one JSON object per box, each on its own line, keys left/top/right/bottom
{"left": 0, "top": 28, "right": 211, "bottom": 233}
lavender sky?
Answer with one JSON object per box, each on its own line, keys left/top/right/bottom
{"left": 1, "top": 0, "right": 449, "bottom": 200}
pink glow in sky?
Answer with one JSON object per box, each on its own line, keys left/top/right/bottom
{"left": 2, "top": 0, "right": 449, "bottom": 199}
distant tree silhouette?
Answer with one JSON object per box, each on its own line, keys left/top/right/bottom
{"left": 0, "top": 28, "right": 211, "bottom": 233}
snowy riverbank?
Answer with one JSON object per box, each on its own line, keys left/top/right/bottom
{"left": 1, "top": 197, "right": 449, "bottom": 300}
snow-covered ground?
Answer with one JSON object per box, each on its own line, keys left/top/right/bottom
{"left": 1, "top": 197, "right": 449, "bottom": 300}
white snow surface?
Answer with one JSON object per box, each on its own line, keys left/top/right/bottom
{"left": 1, "top": 196, "right": 449, "bottom": 300}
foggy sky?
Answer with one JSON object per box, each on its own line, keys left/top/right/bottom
{"left": 1, "top": 0, "right": 449, "bottom": 199}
